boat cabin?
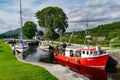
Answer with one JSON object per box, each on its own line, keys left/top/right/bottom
{"left": 64, "top": 46, "right": 106, "bottom": 58}
{"left": 64, "top": 47, "right": 81, "bottom": 57}
{"left": 40, "top": 41, "right": 49, "bottom": 46}
{"left": 17, "top": 40, "right": 27, "bottom": 47}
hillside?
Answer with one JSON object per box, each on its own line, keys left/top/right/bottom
{"left": 69, "top": 21, "right": 120, "bottom": 39}
{"left": 65, "top": 21, "right": 120, "bottom": 46}
{"left": 0, "top": 28, "right": 20, "bottom": 38}
{"left": 89, "top": 21, "right": 120, "bottom": 37}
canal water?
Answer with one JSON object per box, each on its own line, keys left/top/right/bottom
{"left": 24, "top": 46, "right": 120, "bottom": 80}
{"left": 24, "top": 45, "right": 54, "bottom": 63}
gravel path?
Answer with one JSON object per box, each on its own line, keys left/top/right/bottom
{"left": 15, "top": 53, "right": 89, "bottom": 80}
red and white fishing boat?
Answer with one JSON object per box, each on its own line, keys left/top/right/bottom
{"left": 54, "top": 45, "right": 109, "bottom": 69}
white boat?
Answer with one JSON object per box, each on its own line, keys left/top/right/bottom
{"left": 39, "top": 41, "right": 49, "bottom": 51}
{"left": 15, "top": 40, "right": 28, "bottom": 53}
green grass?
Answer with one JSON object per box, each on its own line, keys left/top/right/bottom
{"left": 102, "top": 46, "right": 120, "bottom": 50}
{"left": 0, "top": 40, "right": 58, "bottom": 80}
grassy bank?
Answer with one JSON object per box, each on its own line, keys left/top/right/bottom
{"left": 0, "top": 41, "right": 57, "bottom": 80}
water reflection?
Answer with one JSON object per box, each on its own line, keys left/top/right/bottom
{"left": 38, "top": 51, "right": 54, "bottom": 63}
{"left": 24, "top": 46, "right": 120, "bottom": 80}
{"left": 106, "top": 67, "right": 120, "bottom": 80}
{"left": 71, "top": 66, "right": 107, "bottom": 80}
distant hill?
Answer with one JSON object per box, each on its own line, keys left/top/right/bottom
{"left": 3, "top": 28, "right": 20, "bottom": 35}
{"left": 0, "top": 28, "right": 20, "bottom": 38}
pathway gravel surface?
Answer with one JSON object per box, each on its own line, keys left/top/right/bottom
{"left": 15, "top": 53, "right": 89, "bottom": 80}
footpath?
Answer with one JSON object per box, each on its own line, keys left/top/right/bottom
{"left": 15, "top": 54, "right": 88, "bottom": 80}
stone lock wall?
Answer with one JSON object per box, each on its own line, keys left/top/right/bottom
{"left": 106, "top": 50, "right": 120, "bottom": 69}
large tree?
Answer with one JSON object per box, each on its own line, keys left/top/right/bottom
{"left": 35, "top": 6, "right": 68, "bottom": 40}
{"left": 23, "top": 21, "right": 37, "bottom": 39}
{"left": 38, "top": 30, "right": 44, "bottom": 36}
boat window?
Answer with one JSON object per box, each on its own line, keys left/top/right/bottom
{"left": 103, "top": 50, "right": 106, "bottom": 54}
{"left": 90, "top": 51, "right": 93, "bottom": 55}
{"left": 62, "top": 51, "right": 65, "bottom": 55}
{"left": 75, "top": 51, "right": 80, "bottom": 54}
{"left": 93, "top": 51, "right": 98, "bottom": 55}
{"left": 74, "top": 51, "right": 80, "bottom": 57}
{"left": 83, "top": 51, "right": 85, "bottom": 54}
{"left": 66, "top": 50, "right": 69, "bottom": 52}
{"left": 79, "top": 51, "right": 81, "bottom": 57}
{"left": 70, "top": 50, "right": 74, "bottom": 57}
{"left": 100, "top": 50, "right": 104, "bottom": 54}
{"left": 87, "top": 51, "right": 89, "bottom": 55}
{"left": 74, "top": 53, "right": 79, "bottom": 57}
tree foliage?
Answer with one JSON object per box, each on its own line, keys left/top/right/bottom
{"left": 46, "top": 29, "right": 60, "bottom": 40}
{"left": 79, "top": 21, "right": 120, "bottom": 40}
{"left": 23, "top": 21, "right": 37, "bottom": 39}
{"left": 35, "top": 6, "right": 68, "bottom": 40}
{"left": 38, "top": 30, "right": 44, "bottom": 36}
{"left": 108, "top": 29, "right": 120, "bottom": 39}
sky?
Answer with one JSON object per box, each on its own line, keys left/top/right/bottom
{"left": 0, "top": 0, "right": 120, "bottom": 33}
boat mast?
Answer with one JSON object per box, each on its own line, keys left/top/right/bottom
{"left": 86, "top": 14, "right": 89, "bottom": 36}
{"left": 85, "top": 14, "right": 91, "bottom": 46}
{"left": 19, "top": 0, "right": 23, "bottom": 39}
{"left": 68, "top": 24, "right": 76, "bottom": 44}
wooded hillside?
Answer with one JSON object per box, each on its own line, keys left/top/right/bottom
{"left": 65, "top": 21, "right": 120, "bottom": 46}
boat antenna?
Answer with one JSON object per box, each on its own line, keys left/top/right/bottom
{"left": 84, "top": 13, "right": 91, "bottom": 46}
{"left": 68, "top": 24, "right": 76, "bottom": 44}
{"left": 86, "top": 13, "right": 89, "bottom": 37}
{"left": 19, "top": 0, "right": 23, "bottom": 39}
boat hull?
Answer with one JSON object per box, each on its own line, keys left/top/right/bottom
{"left": 54, "top": 53, "right": 109, "bottom": 69}
{"left": 39, "top": 46, "right": 49, "bottom": 52}
{"left": 15, "top": 47, "right": 28, "bottom": 53}
{"left": 15, "top": 45, "right": 28, "bottom": 53}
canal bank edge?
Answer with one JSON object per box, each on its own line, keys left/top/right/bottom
{"left": 15, "top": 54, "right": 89, "bottom": 80}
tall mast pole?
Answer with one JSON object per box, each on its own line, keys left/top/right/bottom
{"left": 68, "top": 24, "right": 76, "bottom": 44}
{"left": 86, "top": 13, "right": 88, "bottom": 36}
{"left": 19, "top": 0, "right": 23, "bottom": 39}
{"left": 84, "top": 14, "right": 89, "bottom": 46}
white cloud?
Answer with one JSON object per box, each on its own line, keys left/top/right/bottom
{"left": 68, "top": 0, "right": 120, "bottom": 32}
{"left": 0, "top": 0, "right": 120, "bottom": 33}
